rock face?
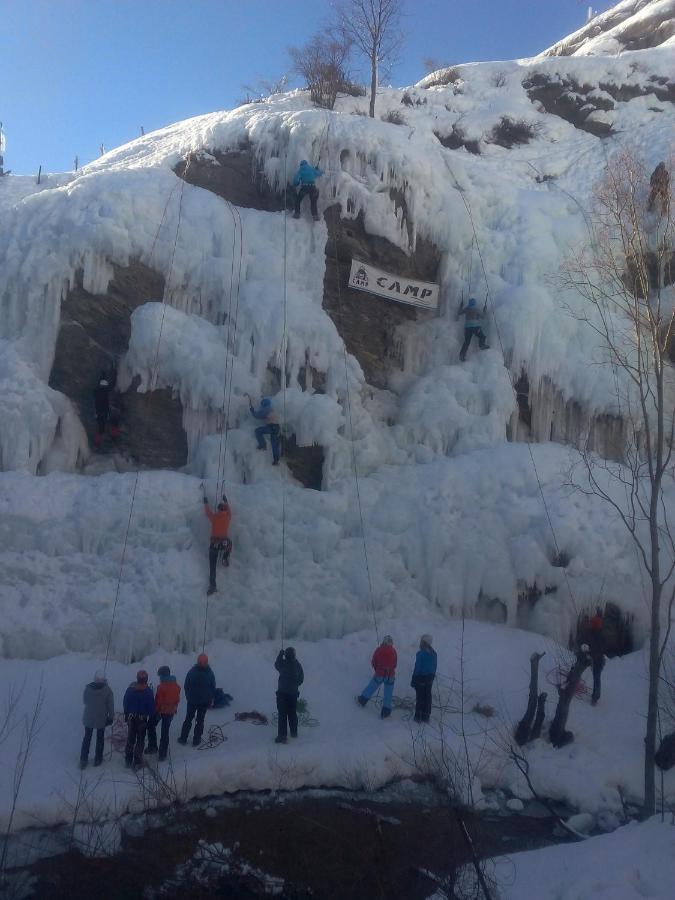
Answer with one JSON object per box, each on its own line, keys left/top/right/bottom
{"left": 49, "top": 263, "right": 188, "bottom": 468}
{"left": 322, "top": 205, "right": 440, "bottom": 389}
{"left": 175, "top": 146, "right": 286, "bottom": 213}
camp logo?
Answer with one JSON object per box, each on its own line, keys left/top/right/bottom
{"left": 348, "top": 260, "right": 439, "bottom": 310}
{"left": 351, "top": 266, "right": 369, "bottom": 288}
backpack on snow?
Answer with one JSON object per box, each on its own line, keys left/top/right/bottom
{"left": 213, "top": 688, "right": 232, "bottom": 709}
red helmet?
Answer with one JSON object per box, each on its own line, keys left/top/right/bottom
{"left": 136, "top": 669, "right": 149, "bottom": 683}
{"left": 197, "top": 653, "right": 209, "bottom": 667}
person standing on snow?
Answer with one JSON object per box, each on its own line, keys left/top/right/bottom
{"left": 203, "top": 493, "right": 232, "bottom": 596}
{"left": 178, "top": 653, "right": 216, "bottom": 747}
{"left": 123, "top": 670, "right": 155, "bottom": 768}
{"left": 274, "top": 647, "right": 304, "bottom": 744}
{"left": 292, "top": 159, "right": 324, "bottom": 221}
{"left": 80, "top": 670, "right": 114, "bottom": 769}
{"left": 457, "top": 298, "right": 489, "bottom": 361}
{"left": 411, "top": 634, "right": 437, "bottom": 723}
{"left": 146, "top": 665, "right": 181, "bottom": 761}
{"left": 247, "top": 395, "right": 281, "bottom": 465}
{"left": 588, "top": 608, "right": 605, "bottom": 706}
{"left": 357, "top": 635, "right": 397, "bottom": 719}
{"left": 93, "top": 368, "right": 121, "bottom": 450}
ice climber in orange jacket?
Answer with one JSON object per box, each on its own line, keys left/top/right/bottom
{"left": 146, "top": 665, "right": 181, "bottom": 761}
{"left": 204, "top": 494, "right": 232, "bottom": 595}
{"left": 356, "top": 635, "right": 398, "bottom": 719}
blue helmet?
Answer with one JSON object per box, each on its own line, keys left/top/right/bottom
{"left": 261, "top": 398, "right": 272, "bottom": 408}
{"left": 468, "top": 297, "right": 477, "bottom": 308}
{"left": 300, "top": 159, "right": 308, "bottom": 166}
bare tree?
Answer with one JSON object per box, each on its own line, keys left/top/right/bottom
{"left": 561, "top": 151, "right": 675, "bottom": 814}
{"left": 289, "top": 31, "right": 352, "bottom": 110}
{"left": 336, "top": 0, "right": 404, "bottom": 118}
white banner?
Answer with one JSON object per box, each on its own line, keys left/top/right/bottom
{"left": 348, "top": 260, "right": 439, "bottom": 310}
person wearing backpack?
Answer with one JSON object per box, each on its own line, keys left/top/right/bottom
{"left": 146, "top": 665, "right": 181, "bottom": 761}
{"left": 80, "top": 671, "right": 114, "bottom": 769}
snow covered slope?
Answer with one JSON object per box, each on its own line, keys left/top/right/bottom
{"left": 0, "top": 6, "right": 673, "bottom": 660}
{"left": 539, "top": 0, "right": 675, "bottom": 58}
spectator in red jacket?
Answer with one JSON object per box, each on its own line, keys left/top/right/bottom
{"left": 146, "top": 666, "right": 181, "bottom": 761}
{"left": 357, "top": 635, "right": 397, "bottom": 719}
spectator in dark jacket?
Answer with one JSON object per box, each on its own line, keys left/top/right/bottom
{"left": 146, "top": 665, "right": 181, "bottom": 760}
{"left": 123, "top": 670, "right": 155, "bottom": 767}
{"left": 588, "top": 608, "right": 605, "bottom": 706}
{"left": 80, "top": 671, "right": 114, "bottom": 769}
{"left": 357, "top": 635, "right": 397, "bottom": 719}
{"left": 274, "top": 647, "right": 304, "bottom": 744}
{"left": 411, "top": 635, "right": 437, "bottom": 723}
{"left": 178, "top": 653, "right": 216, "bottom": 747}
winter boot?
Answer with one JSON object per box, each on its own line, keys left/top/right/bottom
{"left": 177, "top": 736, "right": 188, "bottom": 746}
{"left": 275, "top": 736, "right": 287, "bottom": 744}
{"left": 207, "top": 584, "right": 216, "bottom": 596}
{"left": 93, "top": 757, "right": 103, "bottom": 767}
{"left": 79, "top": 759, "right": 88, "bottom": 770}
{"left": 158, "top": 752, "right": 167, "bottom": 762}
{"left": 292, "top": 212, "right": 300, "bottom": 220}
{"left": 356, "top": 696, "right": 368, "bottom": 707}
{"left": 381, "top": 708, "right": 391, "bottom": 719}
{"left": 145, "top": 746, "right": 157, "bottom": 755}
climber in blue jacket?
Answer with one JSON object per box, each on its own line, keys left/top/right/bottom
{"left": 247, "top": 394, "right": 281, "bottom": 465}
{"left": 411, "top": 634, "right": 437, "bottom": 723}
{"left": 293, "top": 160, "right": 324, "bottom": 221}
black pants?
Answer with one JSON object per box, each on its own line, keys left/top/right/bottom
{"left": 180, "top": 703, "right": 208, "bottom": 745}
{"left": 460, "top": 327, "right": 487, "bottom": 360}
{"left": 208, "top": 538, "right": 232, "bottom": 589}
{"left": 125, "top": 716, "right": 149, "bottom": 764}
{"left": 591, "top": 656, "right": 605, "bottom": 704}
{"left": 413, "top": 676, "right": 434, "bottom": 722}
{"left": 81, "top": 727, "right": 105, "bottom": 764}
{"left": 147, "top": 714, "right": 173, "bottom": 757}
{"left": 276, "top": 691, "right": 298, "bottom": 738}
{"left": 294, "top": 184, "right": 318, "bottom": 217}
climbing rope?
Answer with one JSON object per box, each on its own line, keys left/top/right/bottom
{"left": 280, "top": 152, "right": 289, "bottom": 648}
{"left": 103, "top": 161, "right": 191, "bottom": 673}
{"left": 442, "top": 154, "right": 581, "bottom": 618}
{"left": 331, "top": 226, "right": 380, "bottom": 643}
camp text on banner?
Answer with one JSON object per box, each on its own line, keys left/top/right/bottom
{"left": 348, "top": 260, "right": 439, "bottom": 310}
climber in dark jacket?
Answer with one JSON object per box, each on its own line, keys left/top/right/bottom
{"left": 457, "top": 298, "right": 489, "bottom": 361}
{"left": 80, "top": 671, "right": 115, "bottom": 769}
{"left": 274, "top": 647, "right": 304, "bottom": 744}
{"left": 588, "top": 608, "right": 605, "bottom": 706}
{"left": 411, "top": 634, "right": 437, "bottom": 723}
{"left": 123, "top": 670, "right": 155, "bottom": 767}
{"left": 178, "top": 653, "right": 216, "bottom": 747}
{"left": 93, "top": 368, "right": 120, "bottom": 449}
{"left": 292, "top": 160, "right": 324, "bottom": 221}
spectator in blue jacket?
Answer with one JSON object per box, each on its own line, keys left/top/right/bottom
{"left": 411, "top": 635, "right": 437, "bottom": 723}
{"left": 247, "top": 394, "right": 280, "bottom": 465}
{"left": 457, "top": 297, "right": 489, "bottom": 361}
{"left": 292, "top": 160, "right": 324, "bottom": 221}
{"left": 178, "top": 653, "right": 216, "bottom": 747}
{"left": 123, "top": 670, "right": 155, "bottom": 767}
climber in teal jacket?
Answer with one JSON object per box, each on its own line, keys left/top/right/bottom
{"left": 293, "top": 160, "right": 324, "bottom": 221}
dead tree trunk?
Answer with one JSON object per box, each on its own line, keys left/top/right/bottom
{"left": 549, "top": 651, "right": 590, "bottom": 748}
{"left": 514, "top": 652, "right": 545, "bottom": 745}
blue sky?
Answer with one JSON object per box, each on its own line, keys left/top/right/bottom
{"left": 1, "top": 0, "right": 595, "bottom": 174}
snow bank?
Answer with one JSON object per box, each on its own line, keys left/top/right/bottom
{"left": 495, "top": 816, "right": 675, "bottom": 899}
{"left": 0, "top": 619, "right": 673, "bottom": 835}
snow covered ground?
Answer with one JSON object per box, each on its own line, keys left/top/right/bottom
{"left": 0, "top": 618, "right": 673, "bottom": 835}
{"left": 493, "top": 816, "right": 675, "bottom": 899}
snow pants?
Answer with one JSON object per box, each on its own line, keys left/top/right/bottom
{"left": 125, "top": 716, "right": 149, "bottom": 764}
{"left": 180, "top": 703, "right": 208, "bottom": 745}
{"left": 276, "top": 691, "right": 298, "bottom": 739}
{"left": 591, "top": 655, "right": 605, "bottom": 704}
{"left": 413, "top": 675, "right": 434, "bottom": 722}
{"left": 294, "top": 184, "right": 318, "bottom": 218}
{"left": 146, "top": 713, "right": 173, "bottom": 758}
{"left": 460, "top": 327, "right": 487, "bottom": 360}
{"left": 208, "top": 538, "right": 232, "bottom": 589}
{"left": 361, "top": 676, "right": 395, "bottom": 711}
{"left": 81, "top": 726, "right": 105, "bottom": 764}
{"left": 255, "top": 424, "right": 280, "bottom": 463}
